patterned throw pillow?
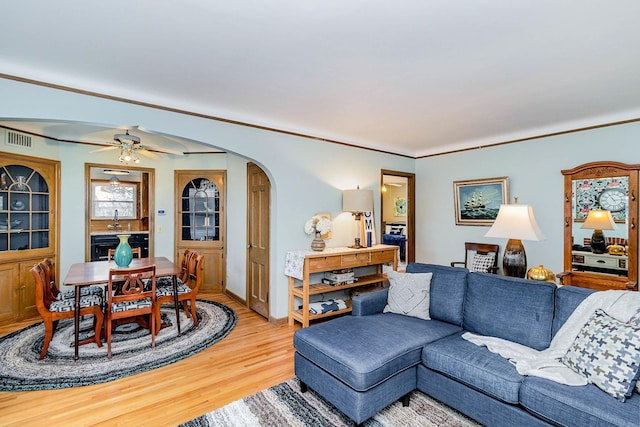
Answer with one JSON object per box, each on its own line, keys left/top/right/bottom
{"left": 562, "top": 309, "right": 640, "bottom": 402}
{"left": 383, "top": 270, "right": 432, "bottom": 320}
{"left": 470, "top": 253, "right": 496, "bottom": 273}
{"left": 390, "top": 226, "right": 403, "bottom": 235}
{"left": 629, "top": 308, "right": 640, "bottom": 394}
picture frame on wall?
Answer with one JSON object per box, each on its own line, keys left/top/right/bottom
{"left": 453, "top": 176, "right": 509, "bottom": 226}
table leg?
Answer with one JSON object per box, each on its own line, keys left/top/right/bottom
{"left": 173, "top": 274, "right": 181, "bottom": 335}
{"left": 74, "top": 288, "right": 80, "bottom": 361}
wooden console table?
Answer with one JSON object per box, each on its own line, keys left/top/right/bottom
{"left": 286, "top": 245, "right": 398, "bottom": 327}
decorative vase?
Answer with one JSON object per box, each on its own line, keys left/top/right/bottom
{"left": 311, "top": 232, "right": 326, "bottom": 252}
{"left": 114, "top": 234, "right": 133, "bottom": 267}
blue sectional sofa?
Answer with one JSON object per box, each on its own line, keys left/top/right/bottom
{"left": 293, "top": 263, "right": 639, "bottom": 426}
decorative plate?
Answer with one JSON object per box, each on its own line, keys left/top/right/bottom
{"left": 11, "top": 200, "right": 25, "bottom": 210}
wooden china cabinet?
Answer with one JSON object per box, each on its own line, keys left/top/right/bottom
{"left": 174, "top": 170, "right": 226, "bottom": 292}
{"left": 0, "top": 152, "right": 59, "bottom": 325}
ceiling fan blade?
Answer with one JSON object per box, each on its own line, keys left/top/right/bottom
{"left": 90, "top": 145, "right": 119, "bottom": 153}
{"left": 138, "top": 149, "right": 161, "bottom": 160}
{"left": 140, "top": 144, "right": 184, "bottom": 156}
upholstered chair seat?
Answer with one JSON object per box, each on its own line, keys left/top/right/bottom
{"left": 49, "top": 294, "right": 103, "bottom": 312}
{"left": 58, "top": 286, "right": 104, "bottom": 300}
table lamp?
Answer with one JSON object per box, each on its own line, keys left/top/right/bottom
{"left": 581, "top": 209, "right": 616, "bottom": 254}
{"left": 484, "top": 201, "right": 546, "bottom": 277}
{"left": 343, "top": 187, "right": 373, "bottom": 249}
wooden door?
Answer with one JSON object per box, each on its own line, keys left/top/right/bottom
{"left": 174, "top": 170, "right": 226, "bottom": 292}
{"left": 0, "top": 263, "right": 19, "bottom": 323}
{"left": 247, "top": 163, "right": 270, "bottom": 319}
{"left": 18, "top": 261, "right": 38, "bottom": 318}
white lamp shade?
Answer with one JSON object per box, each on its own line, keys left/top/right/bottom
{"left": 484, "top": 204, "right": 546, "bottom": 241}
{"left": 343, "top": 188, "right": 373, "bottom": 213}
{"left": 581, "top": 209, "right": 617, "bottom": 230}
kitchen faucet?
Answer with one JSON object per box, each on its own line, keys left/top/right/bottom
{"left": 108, "top": 209, "right": 122, "bottom": 231}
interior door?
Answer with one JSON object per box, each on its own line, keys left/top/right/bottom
{"left": 247, "top": 163, "right": 270, "bottom": 319}
{"left": 381, "top": 170, "right": 416, "bottom": 264}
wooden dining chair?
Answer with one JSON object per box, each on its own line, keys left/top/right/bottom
{"left": 107, "top": 246, "right": 142, "bottom": 261}
{"left": 31, "top": 262, "right": 104, "bottom": 360}
{"left": 40, "top": 258, "right": 104, "bottom": 302}
{"left": 106, "top": 265, "right": 157, "bottom": 359}
{"left": 154, "top": 252, "right": 204, "bottom": 333}
{"left": 451, "top": 242, "right": 500, "bottom": 274}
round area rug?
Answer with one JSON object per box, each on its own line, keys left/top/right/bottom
{"left": 0, "top": 300, "right": 237, "bottom": 391}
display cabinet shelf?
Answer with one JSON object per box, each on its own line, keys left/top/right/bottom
{"left": 0, "top": 153, "right": 59, "bottom": 325}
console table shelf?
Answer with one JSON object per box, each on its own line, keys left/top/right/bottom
{"left": 286, "top": 245, "right": 398, "bottom": 327}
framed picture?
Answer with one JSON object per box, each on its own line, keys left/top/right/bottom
{"left": 394, "top": 197, "right": 407, "bottom": 216}
{"left": 573, "top": 176, "right": 628, "bottom": 222}
{"left": 453, "top": 177, "right": 509, "bottom": 226}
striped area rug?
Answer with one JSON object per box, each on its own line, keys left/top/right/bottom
{"left": 181, "top": 378, "right": 480, "bottom": 427}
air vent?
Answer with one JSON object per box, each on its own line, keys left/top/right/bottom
{"left": 5, "top": 130, "right": 32, "bottom": 149}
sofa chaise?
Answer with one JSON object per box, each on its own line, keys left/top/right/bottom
{"left": 293, "top": 263, "right": 640, "bottom": 426}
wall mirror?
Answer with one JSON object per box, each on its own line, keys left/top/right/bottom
{"left": 561, "top": 161, "right": 639, "bottom": 290}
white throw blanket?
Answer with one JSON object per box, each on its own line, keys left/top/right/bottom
{"left": 462, "top": 290, "right": 640, "bottom": 387}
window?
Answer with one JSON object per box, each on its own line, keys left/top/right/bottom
{"left": 91, "top": 181, "right": 137, "bottom": 219}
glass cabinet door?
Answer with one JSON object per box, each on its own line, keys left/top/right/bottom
{"left": 180, "top": 177, "right": 221, "bottom": 242}
{"left": 0, "top": 165, "right": 50, "bottom": 252}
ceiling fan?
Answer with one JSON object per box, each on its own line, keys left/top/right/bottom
{"left": 91, "top": 130, "right": 184, "bottom": 164}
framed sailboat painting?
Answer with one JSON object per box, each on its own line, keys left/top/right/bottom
{"left": 453, "top": 177, "right": 509, "bottom": 226}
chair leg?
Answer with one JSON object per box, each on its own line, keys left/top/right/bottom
{"left": 189, "top": 297, "right": 198, "bottom": 327}
{"left": 106, "top": 317, "right": 112, "bottom": 359}
{"left": 150, "top": 312, "right": 155, "bottom": 349}
{"left": 181, "top": 300, "right": 190, "bottom": 318}
{"left": 40, "top": 320, "right": 55, "bottom": 360}
{"left": 155, "top": 302, "right": 163, "bottom": 335}
{"left": 93, "top": 309, "right": 104, "bottom": 348}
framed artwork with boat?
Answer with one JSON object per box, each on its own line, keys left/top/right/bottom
{"left": 453, "top": 176, "right": 509, "bottom": 226}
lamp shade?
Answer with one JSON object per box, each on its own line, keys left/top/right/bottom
{"left": 484, "top": 204, "right": 546, "bottom": 241}
{"left": 581, "top": 209, "right": 617, "bottom": 231}
{"left": 343, "top": 188, "right": 373, "bottom": 213}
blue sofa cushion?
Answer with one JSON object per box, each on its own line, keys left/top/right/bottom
{"left": 405, "top": 263, "right": 467, "bottom": 326}
{"left": 422, "top": 332, "right": 524, "bottom": 404}
{"left": 463, "top": 273, "right": 555, "bottom": 350}
{"left": 293, "top": 313, "right": 462, "bottom": 391}
{"left": 552, "top": 285, "right": 595, "bottom": 337}
{"left": 520, "top": 377, "right": 640, "bottom": 427}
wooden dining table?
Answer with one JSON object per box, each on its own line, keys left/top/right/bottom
{"left": 63, "top": 256, "right": 182, "bottom": 360}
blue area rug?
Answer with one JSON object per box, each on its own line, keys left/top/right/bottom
{"left": 0, "top": 300, "right": 236, "bottom": 391}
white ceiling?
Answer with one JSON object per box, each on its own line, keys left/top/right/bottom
{"left": 1, "top": 1, "right": 639, "bottom": 158}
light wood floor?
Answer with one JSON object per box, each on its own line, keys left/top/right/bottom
{"left": 0, "top": 293, "right": 298, "bottom": 427}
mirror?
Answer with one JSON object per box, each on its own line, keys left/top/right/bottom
{"left": 561, "top": 161, "right": 639, "bottom": 290}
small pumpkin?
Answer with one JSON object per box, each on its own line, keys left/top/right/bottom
{"left": 608, "top": 244, "right": 625, "bottom": 255}
{"left": 526, "top": 264, "right": 556, "bottom": 283}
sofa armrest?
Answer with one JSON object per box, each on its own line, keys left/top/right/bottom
{"left": 351, "top": 288, "right": 388, "bottom": 316}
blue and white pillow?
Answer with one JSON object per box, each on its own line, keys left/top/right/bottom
{"left": 562, "top": 309, "right": 640, "bottom": 402}
{"left": 470, "top": 253, "right": 495, "bottom": 273}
